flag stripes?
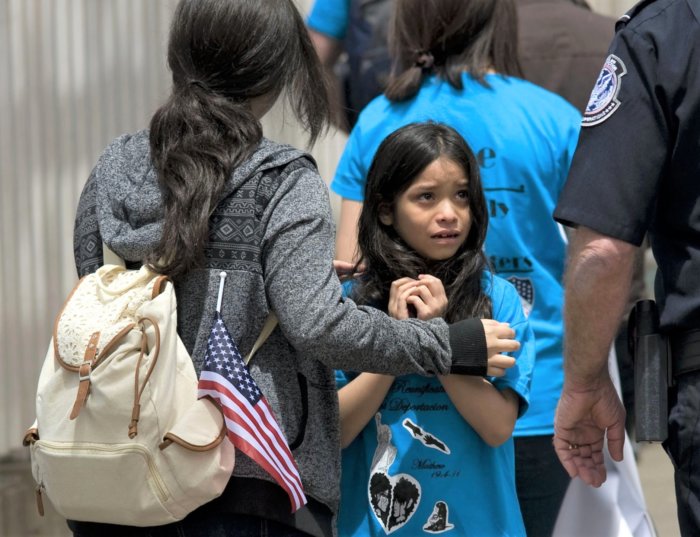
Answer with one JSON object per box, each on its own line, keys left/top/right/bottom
{"left": 199, "top": 373, "right": 307, "bottom": 511}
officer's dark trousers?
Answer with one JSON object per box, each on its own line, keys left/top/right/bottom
{"left": 665, "top": 370, "right": 700, "bottom": 536}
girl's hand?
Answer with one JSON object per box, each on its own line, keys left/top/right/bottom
{"left": 481, "top": 319, "right": 519, "bottom": 377}
{"left": 388, "top": 277, "right": 420, "bottom": 319}
{"left": 410, "top": 274, "right": 448, "bottom": 320}
{"left": 388, "top": 275, "right": 447, "bottom": 320}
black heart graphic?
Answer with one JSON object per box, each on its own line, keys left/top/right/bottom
{"left": 369, "top": 471, "right": 421, "bottom": 533}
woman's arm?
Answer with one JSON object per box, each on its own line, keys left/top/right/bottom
{"left": 419, "top": 275, "right": 522, "bottom": 446}
{"left": 261, "top": 163, "right": 484, "bottom": 376}
{"left": 439, "top": 376, "right": 520, "bottom": 447}
{"left": 337, "top": 276, "right": 447, "bottom": 446}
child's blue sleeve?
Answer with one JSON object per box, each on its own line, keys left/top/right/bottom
{"left": 487, "top": 275, "right": 536, "bottom": 418}
{"left": 336, "top": 369, "right": 350, "bottom": 389}
{"left": 307, "top": 0, "right": 350, "bottom": 40}
{"left": 330, "top": 121, "right": 369, "bottom": 202}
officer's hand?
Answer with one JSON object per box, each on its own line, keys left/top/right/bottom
{"left": 553, "top": 375, "right": 626, "bottom": 487}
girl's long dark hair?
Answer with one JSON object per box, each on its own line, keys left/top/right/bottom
{"left": 148, "top": 0, "right": 330, "bottom": 277}
{"left": 385, "top": 0, "right": 522, "bottom": 102}
{"left": 353, "top": 122, "right": 491, "bottom": 322}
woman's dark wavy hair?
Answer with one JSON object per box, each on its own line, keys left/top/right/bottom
{"left": 148, "top": 0, "right": 330, "bottom": 276}
{"left": 353, "top": 122, "right": 492, "bottom": 322}
{"left": 385, "top": 0, "right": 523, "bottom": 102}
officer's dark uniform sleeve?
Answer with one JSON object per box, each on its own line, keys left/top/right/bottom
{"left": 554, "top": 24, "right": 668, "bottom": 246}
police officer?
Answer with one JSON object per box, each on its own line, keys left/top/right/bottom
{"left": 551, "top": 0, "right": 700, "bottom": 533}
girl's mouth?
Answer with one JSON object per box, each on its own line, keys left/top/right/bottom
{"left": 431, "top": 231, "right": 460, "bottom": 239}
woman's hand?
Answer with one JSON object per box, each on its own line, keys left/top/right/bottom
{"left": 333, "top": 259, "right": 365, "bottom": 282}
{"left": 388, "top": 275, "right": 447, "bottom": 320}
{"left": 481, "top": 319, "right": 519, "bottom": 377}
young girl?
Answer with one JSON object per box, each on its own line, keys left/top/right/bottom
{"left": 337, "top": 122, "right": 535, "bottom": 536}
{"left": 331, "top": 1, "right": 580, "bottom": 534}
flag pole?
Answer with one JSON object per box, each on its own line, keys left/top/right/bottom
{"left": 216, "top": 271, "right": 227, "bottom": 313}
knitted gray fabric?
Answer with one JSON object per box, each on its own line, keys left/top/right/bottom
{"left": 73, "top": 130, "right": 454, "bottom": 531}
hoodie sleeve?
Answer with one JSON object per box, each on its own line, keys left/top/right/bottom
{"left": 260, "top": 159, "right": 485, "bottom": 376}
{"left": 73, "top": 167, "right": 104, "bottom": 277}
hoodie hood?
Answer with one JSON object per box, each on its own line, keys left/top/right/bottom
{"left": 93, "top": 129, "right": 309, "bottom": 262}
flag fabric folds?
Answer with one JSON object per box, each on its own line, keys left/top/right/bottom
{"left": 197, "top": 312, "right": 307, "bottom": 512}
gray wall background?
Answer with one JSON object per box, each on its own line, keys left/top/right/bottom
{"left": 0, "top": 0, "right": 633, "bottom": 457}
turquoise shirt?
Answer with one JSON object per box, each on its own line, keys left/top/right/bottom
{"left": 337, "top": 275, "right": 535, "bottom": 536}
{"left": 307, "top": 0, "right": 350, "bottom": 39}
{"left": 331, "top": 73, "right": 581, "bottom": 436}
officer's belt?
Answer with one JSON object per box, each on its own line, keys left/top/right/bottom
{"left": 671, "top": 329, "right": 700, "bottom": 377}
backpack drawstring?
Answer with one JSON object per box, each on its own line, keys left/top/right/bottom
{"left": 129, "top": 317, "right": 160, "bottom": 438}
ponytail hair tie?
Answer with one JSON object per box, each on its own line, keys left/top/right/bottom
{"left": 414, "top": 51, "right": 435, "bottom": 70}
{"left": 187, "top": 79, "right": 209, "bottom": 92}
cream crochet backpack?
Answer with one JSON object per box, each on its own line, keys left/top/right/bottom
{"left": 23, "top": 260, "right": 237, "bottom": 526}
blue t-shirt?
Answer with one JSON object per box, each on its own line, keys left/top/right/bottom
{"left": 331, "top": 73, "right": 581, "bottom": 436}
{"left": 307, "top": 0, "right": 350, "bottom": 40}
{"left": 337, "top": 275, "right": 535, "bottom": 536}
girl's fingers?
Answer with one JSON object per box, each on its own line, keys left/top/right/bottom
{"left": 416, "top": 274, "right": 444, "bottom": 293}
{"left": 406, "top": 285, "right": 447, "bottom": 320}
{"left": 389, "top": 278, "right": 418, "bottom": 319}
{"left": 406, "top": 293, "right": 433, "bottom": 319}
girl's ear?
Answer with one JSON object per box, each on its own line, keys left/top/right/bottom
{"left": 378, "top": 203, "right": 394, "bottom": 226}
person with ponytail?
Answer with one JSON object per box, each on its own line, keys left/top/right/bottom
{"left": 70, "top": 1, "right": 518, "bottom": 536}
{"left": 330, "top": 0, "right": 581, "bottom": 535}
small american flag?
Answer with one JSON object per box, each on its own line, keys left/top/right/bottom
{"left": 197, "top": 312, "right": 307, "bottom": 512}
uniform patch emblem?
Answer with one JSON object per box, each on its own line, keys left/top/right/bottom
{"left": 583, "top": 54, "right": 627, "bottom": 127}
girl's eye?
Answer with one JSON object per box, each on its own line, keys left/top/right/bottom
{"left": 457, "top": 190, "right": 469, "bottom": 200}
{"left": 418, "top": 192, "right": 433, "bottom": 201}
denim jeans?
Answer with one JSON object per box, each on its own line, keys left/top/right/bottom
{"left": 68, "top": 513, "right": 312, "bottom": 537}
{"left": 515, "top": 435, "right": 571, "bottom": 537}
{"left": 665, "top": 370, "right": 700, "bottom": 536}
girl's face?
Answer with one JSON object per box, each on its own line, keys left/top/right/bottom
{"left": 380, "top": 156, "right": 472, "bottom": 261}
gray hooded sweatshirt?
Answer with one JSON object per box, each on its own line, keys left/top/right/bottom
{"left": 73, "top": 130, "right": 485, "bottom": 536}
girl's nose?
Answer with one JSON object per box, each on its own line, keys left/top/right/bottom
{"left": 436, "top": 202, "right": 458, "bottom": 222}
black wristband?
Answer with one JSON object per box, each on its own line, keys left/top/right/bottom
{"left": 448, "top": 318, "right": 488, "bottom": 375}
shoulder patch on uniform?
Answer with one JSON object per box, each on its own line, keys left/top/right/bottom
{"left": 583, "top": 54, "right": 627, "bottom": 127}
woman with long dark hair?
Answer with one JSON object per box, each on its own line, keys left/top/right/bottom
{"left": 69, "top": 1, "right": 518, "bottom": 535}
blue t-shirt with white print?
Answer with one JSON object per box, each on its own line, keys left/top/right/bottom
{"left": 331, "top": 73, "right": 581, "bottom": 436}
{"left": 337, "top": 274, "right": 535, "bottom": 536}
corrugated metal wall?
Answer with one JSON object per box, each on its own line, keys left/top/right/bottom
{"left": 0, "top": 0, "right": 171, "bottom": 457}
{"left": 0, "top": 0, "right": 347, "bottom": 458}
{"left": 0, "top": 0, "right": 633, "bottom": 457}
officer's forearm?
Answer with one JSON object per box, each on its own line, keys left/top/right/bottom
{"left": 563, "top": 227, "right": 637, "bottom": 387}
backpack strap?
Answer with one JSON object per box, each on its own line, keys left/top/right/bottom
{"left": 245, "top": 313, "right": 278, "bottom": 365}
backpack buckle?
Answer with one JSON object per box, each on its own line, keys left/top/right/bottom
{"left": 78, "top": 361, "right": 92, "bottom": 382}
{"left": 70, "top": 333, "right": 100, "bottom": 420}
